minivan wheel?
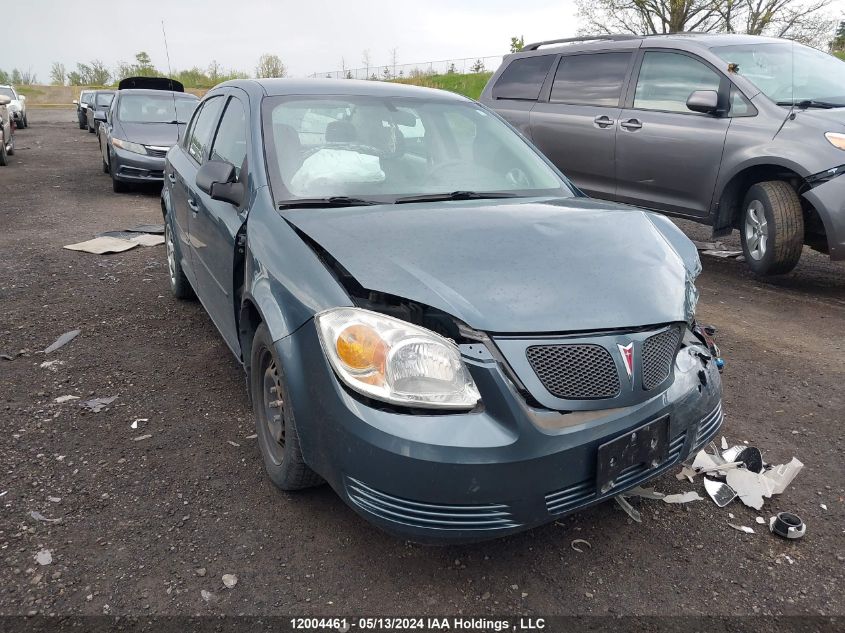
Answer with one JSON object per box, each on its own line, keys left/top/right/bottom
{"left": 0, "top": 137, "right": 7, "bottom": 166}
{"left": 250, "top": 323, "right": 322, "bottom": 491}
{"left": 740, "top": 181, "right": 803, "bottom": 276}
{"left": 164, "top": 217, "right": 195, "bottom": 300}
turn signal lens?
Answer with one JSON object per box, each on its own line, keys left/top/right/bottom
{"left": 825, "top": 132, "right": 845, "bottom": 150}
{"left": 336, "top": 324, "right": 387, "bottom": 375}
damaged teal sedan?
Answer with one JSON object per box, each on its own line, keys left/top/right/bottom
{"left": 161, "top": 79, "right": 723, "bottom": 543}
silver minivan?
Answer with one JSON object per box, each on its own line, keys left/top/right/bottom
{"left": 480, "top": 34, "right": 845, "bottom": 275}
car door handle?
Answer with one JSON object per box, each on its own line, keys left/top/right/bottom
{"left": 167, "top": 172, "right": 176, "bottom": 184}
{"left": 620, "top": 118, "right": 643, "bottom": 130}
{"left": 187, "top": 198, "right": 199, "bottom": 214}
{"left": 594, "top": 115, "right": 615, "bottom": 128}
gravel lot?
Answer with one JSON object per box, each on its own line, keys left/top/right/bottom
{"left": 1, "top": 109, "right": 843, "bottom": 619}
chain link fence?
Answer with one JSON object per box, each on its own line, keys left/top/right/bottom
{"left": 309, "top": 55, "right": 504, "bottom": 80}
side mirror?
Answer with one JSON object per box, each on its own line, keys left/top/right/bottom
{"left": 686, "top": 90, "right": 720, "bottom": 115}
{"left": 196, "top": 160, "right": 244, "bottom": 207}
{"left": 93, "top": 110, "right": 107, "bottom": 122}
{"left": 0, "top": 95, "right": 10, "bottom": 106}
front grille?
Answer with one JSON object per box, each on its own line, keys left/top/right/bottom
{"left": 695, "top": 401, "right": 723, "bottom": 446}
{"left": 145, "top": 147, "right": 168, "bottom": 158}
{"left": 545, "top": 431, "right": 687, "bottom": 515}
{"left": 642, "top": 326, "right": 681, "bottom": 390}
{"left": 526, "top": 344, "right": 620, "bottom": 400}
{"left": 345, "top": 477, "right": 520, "bottom": 531}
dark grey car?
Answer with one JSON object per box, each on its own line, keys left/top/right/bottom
{"left": 161, "top": 78, "right": 723, "bottom": 543}
{"left": 98, "top": 88, "right": 198, "bottom": 192}
{"left": 481, "top": 34, "right": 845, "bottom": 275}
{"left": 85, "top": 90, "right": 114, "bottom": 133}
{"left": 74, "top": 90, "right": 94, "bottom": 129}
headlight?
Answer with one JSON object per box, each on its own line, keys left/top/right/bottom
{"left": 315, "top": 307, "right": 481, "bottom": 410}
{"left": 111, "top": 137, "right": 147, "bottom": 155}
{"left": 825, "top": 132, "right": 845, "bottom": 150}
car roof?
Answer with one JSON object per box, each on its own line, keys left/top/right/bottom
{"left": 518, "top": 32, "right": 786, "bottom": 55}
{"left": 115, "top": 89, "right": 198, "bottom": 99}
{"left": 213, "top": 78, "right": 471, "bottom": 102}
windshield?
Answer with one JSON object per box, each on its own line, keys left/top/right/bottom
{"left": 262, "top": 95, "right": 572, "bottom": 203}
{"left": 0, "top": 88, "right": 14, "bottom": 98}
{"left": 118, "top": 94, "right": 198, "bottom": 123}
{"left": 96, "top": 92, "right": 114, "bottom": 107}
{"left": 712, "top": 42, "right": 845, "bottom": 106}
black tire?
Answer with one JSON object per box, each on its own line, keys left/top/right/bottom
{"left": 7, "top": 136, "right": 13, "bottom": 156}
{"left": 21, "top": 115, "right": 27, "bottom": 128}
{"left": 740, "top": 181, "right": 804, "bottom": 276}
{"left": 79, "top": 118, "right": 86, "bottom": 130}
{"left": 164, "top": 216, "right": 195, "bottom": 300}
{"left": 0, "top": 136, "right": 7, "bottom": 166}
{"left": 111, "top": 168, "right": 129, "bottom": 193}
{"left": 102, "top": 151, "right": 109, "bottom": 174}
{"left": 250, "top": 323, "right": 322, "bottom": 491}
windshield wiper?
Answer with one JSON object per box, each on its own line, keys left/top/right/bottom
{"left": 394, "top": 191, "right": 521, "bottom": 204}
{"left": 775, "top": 99, "right": 844, "bottom": 109}
{"left": 277, "top": 196, "right": 382, "bottom": 210}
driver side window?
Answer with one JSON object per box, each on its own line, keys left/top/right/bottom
{"left": 634, "top": 51, "right": 722, "bottom": 113}
{"left": 210, "top": 97, "right": 247, "bottom": 180}
{"left": 187, "top": 96, "right": 224, "bottom": 164}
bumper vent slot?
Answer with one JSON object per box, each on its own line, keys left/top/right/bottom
{"left": 695, "top": 402, "right": 724, "bottom": 446}
{"left": 545, "top": 431, "right": 686, "bottom": 515}
{"left": 642, "top": 326, "right": 681, "bottom": 390}
{"left": 526, "top": 344, "right": 620, "bottom": 400}
{"left": 345, "top": 477, "right": 520, "bottom": 531}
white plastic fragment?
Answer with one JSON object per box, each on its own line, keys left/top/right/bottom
{"left": 725, "top": 469, "right": 768, "bottom": 510}
{"left": 625, "top": 486, "right": 666, "bottom": 500}
{"left": 133, "top": 434, "right": 153, "bottom": 442}
{"left": 40, "top": 360, "right": 65, "bottom": 371}
{"left": 703, "top": 477, "right": 737, "bottom": 507}
{"left": 571, "top": 539, "right": 591, "bottom": 553}
{"left": 755, "top": 516, "right": 766, "bottom": 524}
{"left": 30, "top": 510, "right": 61, "bottom": 523}
{"left": 54, "top": 395, "right": 79, "bottom": 404}
{"left": 614, "top": 495, "right": 642, "bottom": 522}
{"left": 35, "top": 548, "right": 52, "bottom": 565}
{"left": 222, "top": 574, "right": 238, "bottom": 589}
{"left": 675, "top": 466, "right": 697, "bottom": 482}
{"left": 727, "top": 523, "right": 755, "bottom": 534}
{"left": 43, "top": 330, "right": 81, "bottom": 354}
{"left": 131, "top": 418, "right": 148, "bottom": 430}
{"left": 227, "top": 440, "right": 241, "bottom": 447}
{"left": 821, "top": 504, "right": 827, "bottom": 511}
{"left": 662, "top": 491, "right": 704, "bottom": 504}
{"left": 721, "top": 436, "right": 729, "bottom": 450}
{"left": 0, "top": 491, "right": 7, "bottom": 497}
{"left": 763, "top": 458, "right": 803, "bottom": 495}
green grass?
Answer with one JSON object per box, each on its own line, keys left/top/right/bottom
{"left": 392, "top": 72, "right": 493, "bottom": 100}
{"left": 835, "top": 51, "right": 845, "bottom": 61}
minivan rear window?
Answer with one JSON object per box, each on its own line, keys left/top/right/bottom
{"left": 492, "top": 55, "right": 555, "bottom": 101}
{"left": 550, "top": 52, "right": 631, "bottom": 107}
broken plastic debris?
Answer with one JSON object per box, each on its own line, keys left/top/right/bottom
{"left": 35, "top": 549, "right": 52, "bottom": 565}
{"left": 770, "top": 512, "right": 806, "bottom": 539}
{"left": 30, "top": 510, "right": 61, "bottom": 523}
{"left": 625, "top": 486, "right": 666, "bottom": 500}
{"left": 227, "top": 440, "right": 241, "bottom": 447}
{"left": 54, "top": 395, "right": 79, "bottom": 404}
{"left": 703, "top": 477, "right": 737, "bottom": 507}
{"left": 43, "top": 330, "right": 81, "bottom": 354}
{"left": 571, "top": 539, "right": 591, "bottom": 553}
{"left": 736, "top": 446, "right": 764, "bottom": 473}
{"left": 662, "top": 491, "right": 703, "bottom": 504}
{"left": 40, "top": 360, "right": 65, "bottom": 371}
{"left": 0, "top": 491, "right": 7, "bottom": 497}
{"left": 821, "top": 504, "right": 828, "bottom": 510}
{"left": 725, "top": 469, "right": 768, "bottom": 510}
{"left": 763, "top": 458, "right": 803, "bottom": 495}
{"left": 222, "top": 574, "right": 238, "bottom": 589}
{"left": 755, "top": 516, "right": 766, "bottom": 524}
{"left": 675, "top": 466, "right": 697, "bottom": 482}
{"left": 721, "top": 436, "right": 728, "bottom": 450}
{"left": 80, "top": 396, "right": 117, "bottom": 413}
{"left": 614, "top": 495, "right": 642, "bottom": 523}
{"left": 63, "top": 236, "right": 135, "bottom": 254}
{"left": 133, "top": 434, "right": 153, "bottom": 442}
{"left": 727, "top": 522, "right": 755, "bottom": 534}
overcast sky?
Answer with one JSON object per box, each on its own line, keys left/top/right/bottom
{"left": 6, "top": 0, "right": 845, "bottom": 82}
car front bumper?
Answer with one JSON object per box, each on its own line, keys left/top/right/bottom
{"left": 803, "top": 172, "right": 845, "bottom": 261}
{"left": 10, "top": 110, "right": 23, "bottom": 123}
{"left": 275, "top": 320, "right": 723, "bottom": 543}
{"left": 111, "top": 146, "right": 166, "bottom": 183}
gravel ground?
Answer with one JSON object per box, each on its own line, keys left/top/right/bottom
{"left": 1, "top": 109, "right": 843, "bottom": 619}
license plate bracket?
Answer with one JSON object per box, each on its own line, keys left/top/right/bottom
{"left": 596, "top": 416, "right": 669, "bottom": 494}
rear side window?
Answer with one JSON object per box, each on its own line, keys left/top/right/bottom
{"left": 492, "top": 55, "right": 555, "bottom": 100}
{"left": 550, "top": 52, "right": 632, "bottom": 107}
{"left": 187, "top": 96, "right": 224, "bottom": 163}
{"left": 634, "top": 51, "right": 721, "bottom": 113}
{"left": 210, "top": 97, "right": 247, "bottom": 179}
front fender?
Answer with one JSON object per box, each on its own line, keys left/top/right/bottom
{"left": 242, "top": 199, "right": 353, "bottom": 344}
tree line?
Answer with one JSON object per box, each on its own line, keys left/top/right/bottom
{"left": 38, "top": 52, "right": 287, "bottom": 89}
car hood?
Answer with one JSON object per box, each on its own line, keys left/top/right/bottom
{"left": 283, "top": 198, "right": 699, "bottom": 333}
{"left": 789, "top": 107, "right": 845, "bottom": 131}
{"left": 114, "top": 122, "right": 186, "bottom": 147}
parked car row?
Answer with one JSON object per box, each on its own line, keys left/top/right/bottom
{"left": 479, "top": 33, "right": 845, "bottom": 275}
{"left": 74, "top": 78, "right": 199, "bottom": 192}
{"left": 0, "top": 84, "right": 27, "bottom": 167}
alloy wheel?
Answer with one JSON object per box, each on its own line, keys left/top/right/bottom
{"left": 259, "top": 350, "right": 286, "bottom": 465}
{"left": 744, "top": 200, "right": 768, "bottom": 261}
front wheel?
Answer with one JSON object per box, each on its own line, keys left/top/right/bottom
{"left": 21, "top": 115, "right": 27, "bottom": 128}
{"left": 164, "top": 217, "right": 194, "bottom": 300}
{"left": 111, "top": 165, "right": 129, "bottom": 192}
{"left": 740, "top": 181, "right": 804, "bottom": 276}
{"left": 0, "top": 135, "right": 7, "bottom": 166}
{"left": 250, "top": 323, "right": 322, "bottom": 491}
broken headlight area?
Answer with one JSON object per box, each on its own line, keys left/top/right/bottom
{"left": 315, "top": 307, "right": 481, "bottom": 410}
{"left": 111, "top": 137, "right": 147, "bottom": 155}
